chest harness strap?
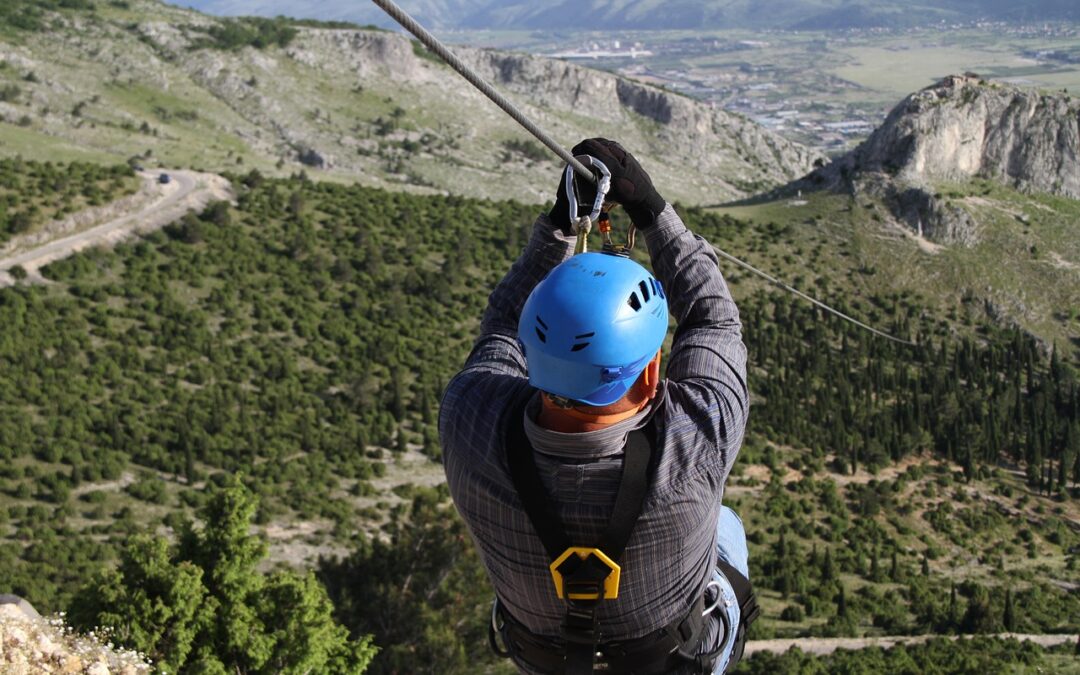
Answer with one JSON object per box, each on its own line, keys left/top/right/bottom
{"left": 505, "top": 410, "right": 653, "bottom": 675}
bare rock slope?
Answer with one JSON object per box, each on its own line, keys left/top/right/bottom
{"left": 813, "top": 75, "right": 1080, "bottom": 245}
{"left": 852, "top": 74, "right": 1080, "bottom": 197}
{"left": 453, "top": 47, "right": 820, "bottom": 196}
{"left": 189, "top": 27, "right": 819, "bottom": 203}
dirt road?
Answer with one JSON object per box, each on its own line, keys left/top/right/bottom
{"left": 744, "top": 632, "right": 1078, "bottom": 657}
{"left": 0, "top": 169, "right": 231, "bottom": 285}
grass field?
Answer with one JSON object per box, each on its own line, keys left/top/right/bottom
{"left": 832, "top": 38, "right": 1080, "bottom": 97}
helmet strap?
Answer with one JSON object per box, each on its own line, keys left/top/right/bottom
{"left": 546, "top": 394, "right": 579, "bottom": 410}
{"left": 642, "top": 350, "right": 662, "bottom": 394}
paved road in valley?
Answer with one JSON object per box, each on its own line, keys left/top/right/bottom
{"left": 745, "top": 632, "right": 1077, "bottom": 657}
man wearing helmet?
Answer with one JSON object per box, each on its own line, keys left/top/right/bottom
{"left": 441, "top": 138, "right": 754, "bottom": 674}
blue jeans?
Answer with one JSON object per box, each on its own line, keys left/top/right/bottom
{"left": 710, "top": 506, "right": 749, "bottom": 674}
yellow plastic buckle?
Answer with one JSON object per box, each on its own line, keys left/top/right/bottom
{"left": 549, "top": 547, "right": 621, "bottom": 601}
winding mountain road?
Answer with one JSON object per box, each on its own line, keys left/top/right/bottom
{"left": 0, "top": 169, "right": 231, "bottom": 285}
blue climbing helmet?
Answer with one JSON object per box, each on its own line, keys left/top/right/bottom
{"left": 518, "top": 252, "right": 669, "bottom": 406}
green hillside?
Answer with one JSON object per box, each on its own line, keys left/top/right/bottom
{"left": 714, "top": 180, "right": 1080, "bottom": 363}
{"left": 0, "top": 166, "right": 1075, "bottom": 673}
{"left": 0, "top": 158, "right": 137, "bottom": 244}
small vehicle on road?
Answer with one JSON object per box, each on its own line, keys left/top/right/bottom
{"left": 159, "top": 173, "right": 171, "bottom": 185}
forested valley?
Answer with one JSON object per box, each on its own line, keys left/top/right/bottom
{"left": 0, "top": 162, "right": 1076, "bottom": 673}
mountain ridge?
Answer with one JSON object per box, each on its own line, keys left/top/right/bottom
{"left": 0, "top": 0, "right": 817, "bottom": 205}
{"left": 174, "top": 0, "right": 1080, "bottom": 31}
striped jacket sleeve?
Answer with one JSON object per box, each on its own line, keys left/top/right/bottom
{"left": 440, "top": 214, "right": 574, "bottom": 437}
{"left": 643, "top": 205, "right": 749, "bottom": 479}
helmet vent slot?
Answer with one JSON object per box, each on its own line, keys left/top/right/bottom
{"left": 627, "top": 292, "right": 642, "bottom": 312}
{"left": 571, "top": 343, "right": 590, "bottom": 352}
{"left": 536, "top": 316, "right": 549, "bottom": 330}
{"left": 639, "top": 280, "right": 650, "bottom": 303}
{"left": 575, "top": 332, "right": 595, "bottom": 339}
{"left": 535, "top": 327, "right": 547, "bottom": 343}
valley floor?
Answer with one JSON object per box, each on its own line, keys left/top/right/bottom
{"left": 744, "top": 632, "right": 1077, "bottom": 657}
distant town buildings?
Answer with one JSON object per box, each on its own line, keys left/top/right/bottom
{"left": 530, "top": 20, "right": 1078, "bottom": 153}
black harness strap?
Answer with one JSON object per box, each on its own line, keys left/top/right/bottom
{"left": 505, "top": 413, "right": 572, "bottom": 560}
{"left": 505, "top": 398, "right": 655, "bottom": 675}
{"left": 715, "top": 559, "right": 759, "bottom": 671}
{"left": 495, "top": 593, "right": 710, "bottom": 675}
{"left": 597, "top": 429, "right": 653, "bottom": 560}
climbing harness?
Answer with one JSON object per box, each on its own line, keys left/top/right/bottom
{"left": 372, "top": 0, "right": 916, "bottom": 346}
{"left": 716, "top": 559, "right": 760, "bottom": 671}
{"left": 505, "top": 401, "right": 652, "bottom": 642}
{"left": 487, "top": 396, "right": 760, "bottom": 674}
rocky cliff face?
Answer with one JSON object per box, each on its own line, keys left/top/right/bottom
{"left": 454, "top": 46, "right": 820, "bottom": 195}
{"left": 812, "top": 75, "right": 1080, "bottom": 245}
{"left": 851, "top": 74, "right": 1080, "bottom": 197}
{"left": 285, "top": 28, "right": 425, "bottom": 81}
{"left": 278, "top": 29, "right": 820, "bottom": 201}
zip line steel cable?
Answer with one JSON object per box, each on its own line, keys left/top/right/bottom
{"left": 370, "top": 0, "right": 593, "bottom": 184}
{"left": 371, "top": 0, "right": 916, "bottom": 347}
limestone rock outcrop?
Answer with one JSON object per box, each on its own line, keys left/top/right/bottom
{"left": 810, "top": 74, "right": 1080, "bottom": 245}
{"left": 849, "top": 74, "right": 1080, "bottom": 197}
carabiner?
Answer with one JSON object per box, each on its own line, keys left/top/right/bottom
{"left": 565, "top": 156, "right": 611, "bottom": 254}
{"left": 702, "top": 579, "right": 723, "bottom": 617}
{"left": 489, "top": 597, "right": 511, "bottom": 658}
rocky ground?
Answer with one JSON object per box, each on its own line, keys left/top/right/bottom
{"left": 0, "top": 601, "right": 151, "bottom": 675}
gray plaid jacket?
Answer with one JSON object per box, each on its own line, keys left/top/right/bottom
{"left": 440, "top": 205, "right": 748, "bottom": 672}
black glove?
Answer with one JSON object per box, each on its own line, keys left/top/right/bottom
{"left": 548, "top": 138, "right": 666, "bottom": 233}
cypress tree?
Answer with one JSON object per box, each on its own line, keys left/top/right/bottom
{"left": 1003, "top": 588, "right": 1016, "bottom": 632}
{"left": 949, "top": 583, "right": 957, "bottom": 629}
{"left": 390, "top": 375, "right": 406, "bottom": 422}
{"left": 419, "top": 386, "right": 435, "bottom": 425}
{"left": 184, "top": 445, "right": 196, "bottom": 485}
{"left": 822, "top": 548, "right": 835, "bottom": 582}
